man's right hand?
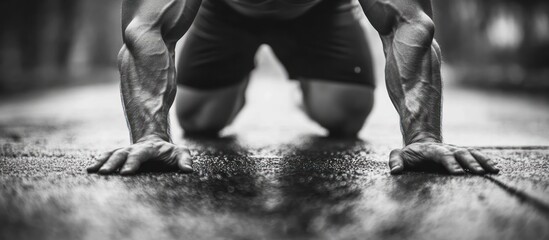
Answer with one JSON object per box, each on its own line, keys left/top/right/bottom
{"left": 87, "top": 137, "right": 193, "bottom": 175}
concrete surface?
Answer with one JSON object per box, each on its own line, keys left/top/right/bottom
{"left": 1, "top": 46, "right": 549, "bottom": 239}
{"left": 1, "top": 73, "right": 549, "bottom": 240}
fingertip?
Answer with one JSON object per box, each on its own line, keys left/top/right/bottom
{"left": 119, "top": 164, "right": 137, "bottom": 175}
{"left": 177, "top": 150, "right": 193, "bottom": 173}
{"left": 471, "top": 167, "right": 485, "bottom": 175}
{"left": 86, "top": 163, "right": 102, "bottom": 173}
{"left": 179, "top": 164, "right": 193, "bottom": 173}
{"left": 450, "top": 168, "right": 465, "bottom": 175}
{"left": 483, "top": 161, "right": 500, "bottom": 174}
{"left": 389, "top": 149, "right": 402, "bottom": 157}
{"left": 488, "top": 161, "right": 500, "bottom": 173}
{"left": 390, "top": 166, "right": 403, "bottom": 175}
{"left": 120, "top": 159, "right": 142, "bottom": 176}
{"left": 120, "top": 168, "right": 136, "bottom": 175}
{"left": 97, "top": 168, "right": 111, "bottom": 175}
{"left": 388, "top": 149, "right": 404, "bottom": 173}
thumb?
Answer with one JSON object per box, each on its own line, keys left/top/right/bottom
{"left": 389, "top": 149, "right": 404, "bottom": 174}
{"left": 177, "top": 148, "right": 194, "bottom": 173}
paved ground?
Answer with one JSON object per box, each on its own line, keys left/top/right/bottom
{"left": 1, "top": 72, "right": 549, "bottom": 240}
{"left": 1, "top": 45, "right": 549, "bottom": 239}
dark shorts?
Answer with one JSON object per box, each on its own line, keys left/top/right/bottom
{"left": 177, "top": 0, "right": 375, "bottom": 89}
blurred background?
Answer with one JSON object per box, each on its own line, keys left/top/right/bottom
{"left": 1, "top": 0, "right": 548, "bottom": 94}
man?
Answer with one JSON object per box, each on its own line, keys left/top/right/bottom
{"left": 87, "top": 0, "right": 499, "bottom": 175}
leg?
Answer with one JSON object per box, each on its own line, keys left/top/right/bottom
{"left": 266, "top": 2, "right": 376, "bottom": 138}
{"left": 174, "top": 1, "right": 260, "bottom": 136}
{"left": 301, "top": 81, "right": 374, "bottom": 138}
{"left": 175, "top": 78, "right": 248, "bottom": 136}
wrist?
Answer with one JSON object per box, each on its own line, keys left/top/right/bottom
{"left": 405, "top": 132, "right": 442, "bottom": 145}
{"left": 134, "top": 133, "right": 171, "bottom": 144}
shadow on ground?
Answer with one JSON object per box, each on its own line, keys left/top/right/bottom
{"left": 1, "top": 134, "right": 549, "bottom": 240}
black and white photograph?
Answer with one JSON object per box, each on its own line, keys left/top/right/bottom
{"left": 1, "top": 0, "right": 548, "bottom": 239}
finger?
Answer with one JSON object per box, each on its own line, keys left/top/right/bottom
{"left": 177, "top": 149, "right": 193, "bottom": 173}
{"left": 98, "top": 150, "right": 129, "bottom": 174}
{"left": 388, "top": 149, "right": 404, "bottom": 174}
{"left": 436, "top": 150, "right": 465, "bottom": 175}
{"left": 454, "top": 149, "right": 485, "bottom": 174}
{"left": 87, "top": 150, "right": 117, "bottom": 173}
{"left": 470, "top": 150, "right": 500, "bottom": 173}
{"left": 120, "top": 151, "right": 149, "bottom": 175}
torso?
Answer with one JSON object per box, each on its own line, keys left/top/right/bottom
{"left": 224, "top": 0, "right": 324, "bottom": 20}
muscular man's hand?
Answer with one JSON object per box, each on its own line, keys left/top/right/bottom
{"left": 87, "top": 137, "right": 193, "bottom": 175}
{"left": 388, "top": 142, "right": 500, "bottom": 175}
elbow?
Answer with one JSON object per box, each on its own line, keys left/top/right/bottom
{"left": 403, "top": 13, "right": 435, "bottom": 47}
{"left": 415, "top": 13, "right": 435, "bottom": 44}
{"left": 117, "top": 20, "right": 165, "bottom": 68}
{"left": 117, "top": 44, "right": 128, "bottom": 70}
{"left": 122, "top": 20, "right": 161, "bottom": 51}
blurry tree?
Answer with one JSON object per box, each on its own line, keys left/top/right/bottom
{"left": 434, "top": 0, "right": 549, "bottom": 90}
{"left": 1, "top": 0, "right": 548, "bottom": 93}
{"left": 0, "top": 0, "right": 121, "bottom": 94}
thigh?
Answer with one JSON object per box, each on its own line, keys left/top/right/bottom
{"left": 300, "top": 79, "right": 374, "bottom": 137}
{"left": 300, "top": 80, "right": 375, "bottom": 121}
{"left": 269, "top": 1, "right": 376, "bottom": 88}
{"left": 175, "top": 77, "right": 249, "bottom": 132}
{"left": 176, "top": 0, "right": 260, "bottom": 90}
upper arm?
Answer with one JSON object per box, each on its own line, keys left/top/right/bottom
{"left": 121, "top": 0, "right": 202, "bottom": 44}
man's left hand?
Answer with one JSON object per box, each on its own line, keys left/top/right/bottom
{"left": 389, "top": 142, "right": 500, "bottom": 175}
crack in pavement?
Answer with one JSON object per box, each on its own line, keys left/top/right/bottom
{"left": 472, "top": 146, "right": 549, "bottom": 150}
{"left": 484, "top": 175, "right": 549, "bottom": 220}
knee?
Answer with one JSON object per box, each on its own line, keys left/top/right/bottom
{"left": 301, "top": 82, "right": 374, "bottom": 138}
{"left": 306, "top": 102, "right": 373, "bottom": 138}
{"left": 327, "top": 123, "right": 364, "bottom": 139}
{"left": 314, "top": 111, "right": 369, "bottom": 138}
{"left": 176, "top": 103, "right": 232, "bottom": 137}
{"left": 176, "top": 96, "right": 245, "bottom": 137}
{"left": 177, "top": 113, "right": 227, "bottom": 137}
{"left": 175, "top": 82, "right": 247, "bottom": 137}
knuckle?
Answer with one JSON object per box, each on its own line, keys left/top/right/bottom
{"left": 183, "top": 148, "right": 192, "bottom": 156}
{"left": 138, "top": 141, "right": 155, "bottom": 149}
{"left": 123, "top": 161, "right": 138, "bottom": 167}
{"left": 96, "top": 151, "right": 112, "bottom": 159}
{"left": 127, "top": 153, "right": 140, "bottom": 159}
{"left": 470, "top": 161, "right": 482, "bottom": 167}
{"left": 485, "top": 159, "right": 496, "bottom": 165}
{"left": 100, "top": 162, "right": 113, "bottom": 168}
{"left": 389, "top": 149, "right": 402, "bottom": 157}
{"left": 116, "top": 148, "right": 131, "bottom": 155}
{"left": 454, "top": 149, "right": 469, "bottom": 156}
{"left": 470, "top": 148, "right": 483, "bottom": 155}
{"left": 441, "top": 151, "right": 454, "bottom": 158}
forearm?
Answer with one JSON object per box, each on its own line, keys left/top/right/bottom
{"left": 118, "top": 31, "right": 176, "bottom": 143}
{"left": 382, "top": 18, "right": 443, "bottom": 145}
